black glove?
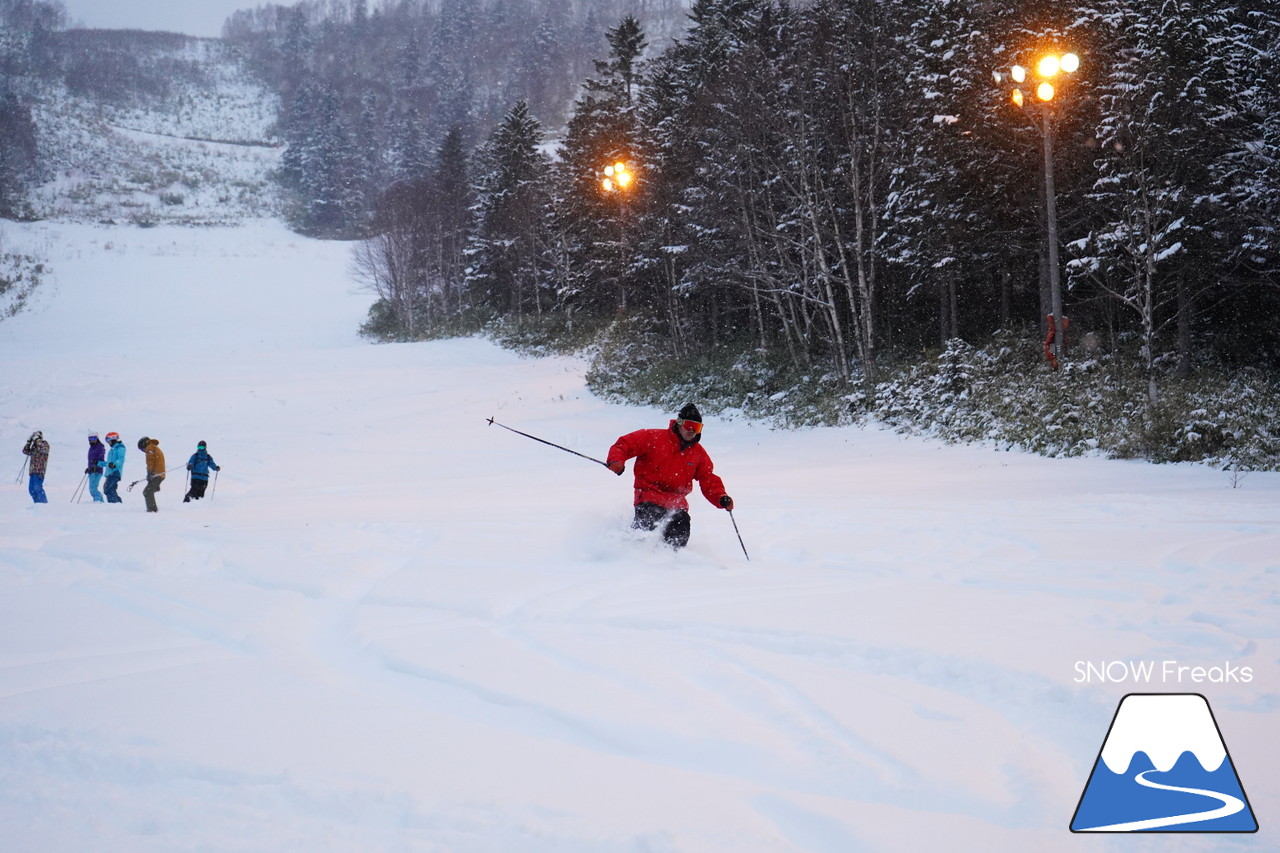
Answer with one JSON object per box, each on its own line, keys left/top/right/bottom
{"left": 719, "top": 495, "right": 734, "bottom": 510}
{"left": 85, "top": 467, "right": 92, "bottom": 474}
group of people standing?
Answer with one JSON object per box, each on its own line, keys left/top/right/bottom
{"left": 21, "top": 431, "right": 221, "bottom": 512}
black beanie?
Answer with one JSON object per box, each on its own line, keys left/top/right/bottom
{"left": 677, "top": 403, "right": 702, "bottom": 423}
{"left": 138, "top": 436, "right": 149, "bottom": 451}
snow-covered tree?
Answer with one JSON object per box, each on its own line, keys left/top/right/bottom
{"left": 467, "top": 100, "right": 552, "bottom": 320}
{"left": 553, "top": 16, "right": 648, "bottom": 315}
{"left": 1072, "top": 0, "right": 1254, "bottom": 400}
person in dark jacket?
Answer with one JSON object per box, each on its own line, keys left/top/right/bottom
{"left": 183, "top": 440, "right": 221, "bottom": 502}
{"left": 22, "top": 430, "right": 50, "bottom": 504}
{"left": 86, "top": 432, "right": 106, "bottom": 502}
{"left": 606, "top": 403, "right": 734, "bottom": 549}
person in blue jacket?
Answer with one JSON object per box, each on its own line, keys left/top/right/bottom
{"left": 86, "top": 432, "right": 107, "bottom": 502}
{"left": 184, "top": 440, "right": 221, "bottom": 502}
{"left": 102, "top": 431, "right": 126, "bottom": 503}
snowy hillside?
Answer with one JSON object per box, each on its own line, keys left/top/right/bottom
{"left": 28, "top": 32, "right": 280, "bottom": 225}
{"left": 0, "top": 221, "right": 1276, "bottom": 852}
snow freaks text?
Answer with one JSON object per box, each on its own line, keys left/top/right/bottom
{"left": 1074, "top": 661, "right": 1254, "bottom": 685}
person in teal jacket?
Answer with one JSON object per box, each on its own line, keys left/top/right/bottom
{"left": 102, "top": 431, "right": 126, "bottom": 503}
{"left": 183, "top": 440, "right": 221, "bottom": 502}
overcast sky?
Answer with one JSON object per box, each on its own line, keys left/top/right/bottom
{"left": 60, "top": 0, "right": 250, "bottom": 39}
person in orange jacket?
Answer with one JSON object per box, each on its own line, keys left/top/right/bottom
{"left": 139, "top": 436, "right": 166, "bottom": 513}
{"left": 606, "top": 403, "right": 733, "bottom": 549}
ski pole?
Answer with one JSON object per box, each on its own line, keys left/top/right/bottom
{"left": 128, "top": 468, "right": 180, "bottom": 491}
{"left": 486, "top": 417, "right": 609, "bottom": 468}
{"left": 71, "top": 472, "right": 88, "bottom": 503}
{"left": 16, "top": 457, "right": 28, "bottom": 484}
{"left": 728, "top": 509, "right": 750, "bottom": 561}
{"left": 210, "top": 469, "right": 219, "bottom": 501}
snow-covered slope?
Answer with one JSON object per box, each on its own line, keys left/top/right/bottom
{"left": 0, "top": 221, "right": 1276, "bottom": 852}
{"left": 28, "top": 33, "right": 280, "bottom": 225}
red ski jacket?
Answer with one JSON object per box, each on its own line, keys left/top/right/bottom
{"left": 608, "top": 421, "right": 728, "bottom": 512}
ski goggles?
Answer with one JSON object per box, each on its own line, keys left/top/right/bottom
{"left": 676, "top": 418, "right": 703, "bottom": 435}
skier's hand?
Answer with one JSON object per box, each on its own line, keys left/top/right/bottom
{"left": 607, "top": 460, "right": 625, "bottom": 476}
{"left": 85, "top": 467, "right": 92, "bottom": 474}
{"left": 719, "top": 495, "right": 734, "bottom": 510}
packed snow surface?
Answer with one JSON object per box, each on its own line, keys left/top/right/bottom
{"left": 1, "top": 221, "right": 1276, "bottom": 852}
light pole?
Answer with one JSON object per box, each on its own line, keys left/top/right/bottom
{"left": 600, "top": 159, "right": 636, "bottom": 313}
{"left": 998, "top": 51, "right": 1080, "bottom": 368}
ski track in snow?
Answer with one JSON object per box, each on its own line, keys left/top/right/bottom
{"left": 0, "top": 221, "right": 1277, "bottom": 852}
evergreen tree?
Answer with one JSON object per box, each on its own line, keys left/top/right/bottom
{"left": 521, "top": 14, "right": 568, "bottom": 123}
{"left": 467, "top": 100, "right": 552, "bottom": 319}
{"left": 642, "top": 0, "right": 793, "bottom": 358}
{"left": 390, "top": 105, "right": 431, "bottom": 182}
{"left": 885, "top": 0, "right": 1023, "bottom": 350}
{"left": 280, "top": 80, "right": 352, "bottom": 235}
{"left": 554, "top": 16, "right": 648, "bottom": 316}
{"left": 1207, "top": 1, "right": 1280, "bottom": 367}
{"left": 1075, "top": 0, "right": 1245, "bottom": 399}
{"left": 0, "top": 89, "right": 38, "bottom": 217}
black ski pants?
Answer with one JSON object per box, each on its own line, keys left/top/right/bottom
{"left": 632, "top": 502, "right": 691, "bottom": 549}
{"left": 184, "top": 478, "right": 208, "bottom": 502}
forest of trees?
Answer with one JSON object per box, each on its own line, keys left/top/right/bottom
{"left": 222, "top": 0, "right": 692, "bottom": 234}
{"left": 341, "top": 0, "right": 1278, "bottom": 404}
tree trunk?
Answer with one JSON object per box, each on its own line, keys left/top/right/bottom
{"left": 999, "top": 267, "right": 1011, "bottom": 330}
{"left": 1175, "top": 275, "right": 1192, "bottom": 380}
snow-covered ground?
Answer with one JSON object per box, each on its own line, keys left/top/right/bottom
{"left": 0, "top": 220, "right": 1276, "bottom": 852}
{"left": 29, "top": 37, "right": 281, "bottom": 225}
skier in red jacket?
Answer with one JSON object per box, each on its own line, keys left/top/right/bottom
{"left": 606, "top": 403, "right": 734, "bottom": 548}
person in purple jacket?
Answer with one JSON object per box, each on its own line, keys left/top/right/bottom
{"left": 86, "top": 432, "right": 106, "bottom": 502}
